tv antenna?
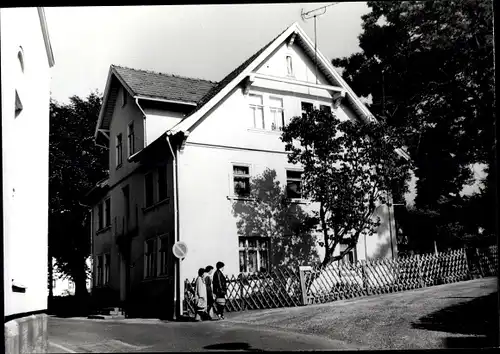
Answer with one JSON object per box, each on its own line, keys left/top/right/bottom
{"left": 301, "top": 3, "right": 340, "bottom": 84}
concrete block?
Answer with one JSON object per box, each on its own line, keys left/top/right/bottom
{"left": 4, "top": 314, "right": 48, "bottom": 354}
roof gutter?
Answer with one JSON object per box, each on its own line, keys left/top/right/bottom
{"left": 134, "top": 95, "right": 197, "bottom": 107}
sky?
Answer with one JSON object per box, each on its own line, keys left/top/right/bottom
{"left": 44, "top": 3, "right": 371, "bottom": 103}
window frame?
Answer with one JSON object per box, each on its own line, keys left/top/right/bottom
{"left": 144, "top": 238, "right": 157, "bottom": 279}
{"left": 127, "top": 121, "right": 135, "bottom": 157}
{"left": 339, "top": 243, "right": 357, "bottom": 265}
{"left": 116, "top": 133, "right": 123, "bottom": 168}
{"left": 301, "top": 101, "right": 314, "bottom": 119}
{"left": 144, "top": 172, "right": 155, "bottom": 208}
{"left": 104, "top": 198, "right": 111, "bottom": 227}
{"left": 238, "top": 237, "right": 270, "bottom": 274}
{"left": 232, "top": 164, "right": 251, "bottom": 198}
{"left": 104, "top": 253, "right": 111, "bottom": 284}
{"left": 269, "top": 96, "right": 285, "bottom": 131}
{"left": 286, "top": 169, "right": 303, "bottom": 200}
{"left": 286, "top": 55, "right": 294, "bottom": 77}
{"left": 96, "top": 254, "right": 103, "bottom": 286}
{"left": 157, "top": 234, "right": 170, "bottom": 276}
{"left": 249, "top": 94, "right": 265, "bottom": 130}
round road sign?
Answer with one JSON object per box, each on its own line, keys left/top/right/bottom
{"left": 172, "top": 241, "right": 188, "bottom": 259}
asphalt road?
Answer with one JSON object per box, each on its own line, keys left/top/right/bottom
{"left": 48, "top": 316, "right": 355, "bottom": 352}
{"left": 49, "top": 277, "right": 498, "bottom": 351}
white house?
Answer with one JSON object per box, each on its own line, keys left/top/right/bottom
{"left": 1, "top": 7, "right": 55, "bottom": 354}
{"left": 89, "top": 22, "right": 407, "bottom": 319}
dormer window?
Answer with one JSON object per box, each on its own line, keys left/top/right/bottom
{"left": 286, "top": 55, "right": 293, "bottom": 76}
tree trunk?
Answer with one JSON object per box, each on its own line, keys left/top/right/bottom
{"left": 319, "top": 201, "right": 331, "bottom": 267}
{"left": 48, "top": 250, "right": 53, "bottom": 299}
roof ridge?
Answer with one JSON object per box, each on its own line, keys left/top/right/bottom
{"left": 111, "top": 64, "right": 218, "bottom": 84}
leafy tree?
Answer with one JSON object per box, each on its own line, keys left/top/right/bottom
{"left": 232, "top": 168, "right": 319, "bottom": 270}
{"left": 331, "top": 0, "right": 494, "bottom": 210}
{"left": 281, "top": 108, "right": 411, "bottom": 267}
{"left": 49, "top": 91, "right": 108, "bottom": 301}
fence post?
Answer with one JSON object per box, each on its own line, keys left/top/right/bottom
{"left": 298, "top": 266, "right": 312, "bottom": 306}
{"left": 462, "top": 248, "right": 472, "bottom": 280}
{"left": 417, "top": 254, "right": 424, "bottom": 288}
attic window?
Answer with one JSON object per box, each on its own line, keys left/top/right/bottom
{"left": 122, "top": 88, "right": 127, "bottom": 107}
{"left": 286, "top": 55, "right": 293, "bottom": 76}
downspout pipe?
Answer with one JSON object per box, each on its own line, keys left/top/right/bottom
{"left": 166, "top": 133, "right": 180, "bottom": 319}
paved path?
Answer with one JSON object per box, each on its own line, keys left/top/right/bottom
{"left": 48, "top": 316, "right": 354, "bottom": 352}
{"left": 49, "top": 278, "right": 498, "bottom": 351}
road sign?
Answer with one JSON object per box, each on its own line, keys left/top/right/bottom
{"left": 172, "top": 241, "right": 188, "bottom": 259}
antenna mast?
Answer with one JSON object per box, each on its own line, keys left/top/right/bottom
{"left": 301, "top": 3, "right": 340, "bottom": 84}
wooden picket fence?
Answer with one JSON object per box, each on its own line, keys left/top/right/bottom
{"left": 183, "top": 246, "right": 497, "bottom": 316}
{"left": 183, "top": 267, "right": 301, "bottom": 317}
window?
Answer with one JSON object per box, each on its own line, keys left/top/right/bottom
{"left": 286, "top": 170, "right": 303, "bottom": 199}
{"left": 122, "top": 186, "right": 130, "bottom": 222}
{"left": 158, "top": 165, "right": 167, "bottom": 201}
{"left": 122, "top": 88, "right": 127, "bottom": 107}
{"left": 104, "top": 198, "right": 111, "bottom": 227}
{"left": 239, "top": 237, "right": 269, "bottom": 273}
{"left": 98, "top": 203, "right": 104, "bottom": 230}
{"left": 286, "top": 55, "right": 293, "bottom": 76}
{"left": 158, "top": 235, "right": 169, "bottom": 276}
{"left": 104, "top": 253, "right": 110, "bottom": 284}
{"left": 145, "top": 173, "right": 154, "bottom": 207}
{"left": 96, "top": 255, "right": 103, "bottom": 286}
{"left": 320, "top": 105, "right": 332, "bottom": 114}
{"left": 15, "top": 90, "right": 23, "bottom": 118}
{"left": 249, "top": 94, "right": 265, "bottom": 129}
{"left": 339, "top": 243, "right": 356, "bottom": 265}
{"left": 301, "top": 102, "right": 314, "bottom": 119}
{"left": 233, "top": 165, "right": 250, "bottom": 197}
{"left": 269, "top": 97, "right": 285, "bottom": 131}
{"left": 127, "top": 122, "right": 135, "bottom": 156}
{"left": 145, "top": 239, "right": 156, "bottom": 278}
{"left": 116, "top": 134, "right": 123, "bottom": 167}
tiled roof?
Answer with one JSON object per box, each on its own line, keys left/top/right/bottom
{"left": 188, "top": 25, "right": 292, "bottom": 117}
{"left": 112, "top": 65, "right": 217, "bottom": 104}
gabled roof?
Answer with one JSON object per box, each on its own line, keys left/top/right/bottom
{"left": 187, "top": 25, "right": 290, "bottom": 119}
{"left": 169, "top": 22, "right": 375, "bottom": 135}
{"left": 94, "top": 65, "right": 217, "bottom": 144}
{"left": 113, "top": 65, "right": 217, "bottom": 104}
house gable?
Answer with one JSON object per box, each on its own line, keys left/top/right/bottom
{"left": 171, "top": 22, "right": 374, "bottom": 138}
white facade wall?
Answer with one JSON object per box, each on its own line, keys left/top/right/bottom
{"left": 178, "top": 40, "right": 397, "bottom": 282}
{"left": 1, "top": 7, "right": 53, "bottom": 317}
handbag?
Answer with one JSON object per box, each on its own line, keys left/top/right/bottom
{"left": 215, "top": 297, "right": 226, "bottom": 306}
{"left": 195, "top": 297, "right": 206, "bottom": 310}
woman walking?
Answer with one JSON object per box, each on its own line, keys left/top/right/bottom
{"left": 212, "top": 261, "right": 227, "bottom": 320}
{"left": 204, "top": 265, "right": 215, "bottom": 319}
{"left": 194, "top": 268, "right": 207, "bottom": 321}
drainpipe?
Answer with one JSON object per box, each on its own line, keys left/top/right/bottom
{"left": 166, "top": 133, "right": 180, "bottom": 319}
